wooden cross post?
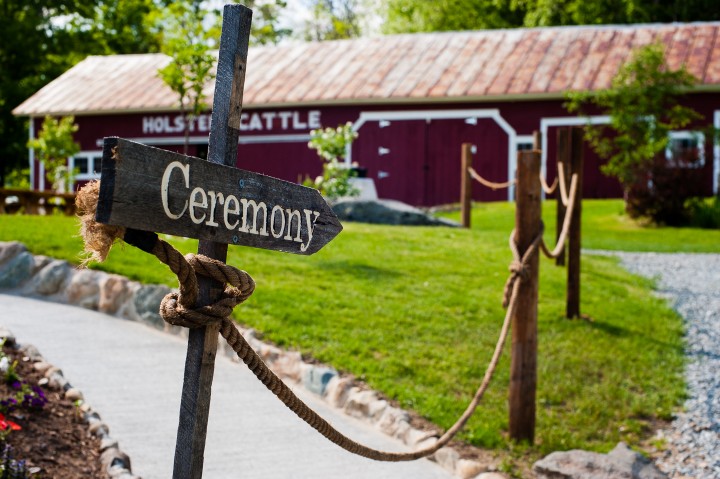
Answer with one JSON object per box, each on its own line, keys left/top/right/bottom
{"left": 173, "top": 6, "right": 251, "bottom": 478}
{"left": 93, "top": 5, "right": 342, "bottom": 478}
{"left": 566, "top": 127, "right": 584, "bottom": 319}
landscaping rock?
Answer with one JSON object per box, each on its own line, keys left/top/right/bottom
{"left": 325, "top": 376, "right": 353, "bottom": 408}
{"left": 0, "top": 241, "right": 26, "bottom": 266}
{"left": 332, "top": 199, "right": 460, "bottom": 227}
{"left": 31, "top": 259, "right": 72, "bottom": 295}
{"left": 475, "top": 473, "right": 507, "bottom": 479}
{"left": 132, "top": 284, "right": 172, "bottom": 329}
{"left": 99, "top": 275, "right": 133, "bottom": 315}
{"left": 65, "top": 388, "right": 84, "bottom": 401}
{"left": 66, "top": 269, "right": 103, "bottom": 309}
{"left": 0, "top": 326, "right": 16, "bottom": 347}
{"left": 32, "top": 255, "right": 52, "bottom": 274}
{"left": 343, "top": 389, "right": 378, "bottom": 419}
{"left": 456, "top": 459, "right": 485, "bottom": 479}
{"left": 377, "top": 406, "right": 411, "bottom": 436}
{"left": 533, "top": 442, "right": 667, "bottom": 479}
{"left": 0, "top": 251, "right": 34, "bottom": 289}
{"left": 434, "top": 447, "right": 460, "bottom": 473}
{"left": 302, "top": 365, "right": 338, "bottom": 396}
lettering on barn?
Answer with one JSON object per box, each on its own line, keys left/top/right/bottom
{"left": 142, "top": 109, "right": 322, "bottom": 134}
{"left": 96, "top": 137, "right": 341, "bottom": 255}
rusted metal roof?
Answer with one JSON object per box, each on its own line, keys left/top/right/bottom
{"left": 13, "top": 22, "right": 720, "bottom": 116}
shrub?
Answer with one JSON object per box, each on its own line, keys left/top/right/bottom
{"left": 304, "top": 122, "right": 360, "bottom": 201}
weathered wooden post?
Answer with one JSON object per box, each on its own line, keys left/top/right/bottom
{"left": 509, "top": 149, "right": 541, "bottom": 443}
{"left": 94, "top": 4, "right": 340, "bottom": 477}
{"left": 172, "top": 6, "right": 251, "bottom": 477}
{"left": 555, "top": 128, "right": 570, "bottom": 266}
{"left": 566, "top": 127, "right": 584, "bottom": 319}
{"left": 460, "top": 143, "right": 473, "bottom": 228}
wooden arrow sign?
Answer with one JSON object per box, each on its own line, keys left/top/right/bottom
{"left": 96, "top": 137, "right": 342, "bottom": 255}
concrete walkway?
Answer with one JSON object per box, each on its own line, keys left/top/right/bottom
{"left": 0, "top": 293, "right": 453, "bottom": 479}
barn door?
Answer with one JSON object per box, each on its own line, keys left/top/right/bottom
{"left": 351, "top": 119, "right": 427, "bottom": 205}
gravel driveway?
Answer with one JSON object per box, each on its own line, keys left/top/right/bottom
{"left": 597, "top": 252, "right": 720, "bottom": 479}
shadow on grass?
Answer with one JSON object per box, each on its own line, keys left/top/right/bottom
{"left": 317, "top": 260, "right": 402, "bottom": 281}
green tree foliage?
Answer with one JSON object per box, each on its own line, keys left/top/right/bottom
{"left": 246, "top": 0, "right": 293, "bottom": 45}
{"left": 27, "top": 116, "right": 80, "bottom": 193}
{"left": 382, "top": 0, "right": 720, "bottom": 33}
{"left": 303, "top": 0, "right": 362, "bottom": 40}
{"left": 566, "top": 43, "right": 704, "bottom": 224}
{"left": 304, "top": 122, "right": 360, "bottom": 200}
{"left": 0, "top": 0, "right": 167, "bottom": 187}
{"left": 153, "top": 2, "right": 216, "bottom": 155}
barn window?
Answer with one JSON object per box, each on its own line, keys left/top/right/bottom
{"left": 666, "top": 131, "right": 704, "bottom": 168}
{"left": 71, "top": 152, "right": 102, "bottom": 180}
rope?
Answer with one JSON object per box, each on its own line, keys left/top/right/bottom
{"left": 467, "top": 167, "right": 516, "bottom": 190}
{"left": 539, "top": 175, "right": 558, "bottom": 195}
{"left": 75, "top": 180, "right": 542, "bottom": 463}
{"left": 539, "top": 173, "right": 579, "bottom": 260}
{"left": 150, "top": 232, "right": 528, "bottom": 461}
{"left": 557, "top": 161, "right": 570, "bottom": 206}
{"left": 502, "top": 226, "right": 543, "bottom": 309}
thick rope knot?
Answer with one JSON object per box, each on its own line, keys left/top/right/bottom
{"left": 159, "top": 253, "right": 255, "bottom": 330}
{"left": 502, "top": 225, "right": 544, "bottom": 308}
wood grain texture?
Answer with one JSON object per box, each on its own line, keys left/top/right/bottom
{"left": 460, "top": 143, "right": 472, "bottom": 228}
{"left": 175, "top": 5, "right": 251, "bottom": 479}
{"left": 509, "top": 149, "right": 541, "bottom": 443}
{"left": 96, "top": 138, "right": 342, "bottom": 255}
{"left": 566, "top": 127, "right": 584, "bottom": 319}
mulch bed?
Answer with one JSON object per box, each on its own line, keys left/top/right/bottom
{"left": 0, "top": 344, "right": 103, "bottom": 478}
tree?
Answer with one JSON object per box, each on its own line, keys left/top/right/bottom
{"left": 0, "top": 0, "right": 167, "bottom": 187}
{"left": 246, "top": 0, "right": 293, "bottom": 45}
{"left": 302, "top": 0, "right": 363, "bottom": 40}
{"left": 154, "top": 2, "right": 217, "bottom": 155}
{"left": 382, "top": 0, "right": 720, "bottom": 33}
{"left": 27, "top": 116, "right": 81, "bottom": 193}
{"left": 566, "top": 43, "right": 704, "bottom": 225}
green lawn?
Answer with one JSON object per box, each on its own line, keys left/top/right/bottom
{"left": 441, "top": 199, "right": 720, "bottom": 253}
{"left": 0, "top": 201, "right": 689, "bottom": 463}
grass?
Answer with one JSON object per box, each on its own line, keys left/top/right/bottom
{"left": 0, "top": 201, "right": 689, "bottom": 462}
{"left": 440, "top": 199, "right": 720, "bottom": 253}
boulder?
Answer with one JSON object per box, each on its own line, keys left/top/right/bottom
{"left": 0, "top": 251, "right": 34, "bottom": 289}
{"left": 0, "top": 242, "right": 27, "bottom": 266}
{"left": 533, "top": 442, "right": 667, "bottom": 479}
{"left": 302, "top": 365, "right": 338, "bottom": 396}
{"left": 332, "top": 199, "right": 460, "bottom": 227}
{"left": 132, "top": 284, "right": 172, "bottom": 329}
{"left": 66, "top": 269, "right": 103, "bottom": 309}
{"left": 99, "top": 275, "right": 133, "bottom": 315}
{"left": 31, "top": 260, "right": 72, "bottom": 295}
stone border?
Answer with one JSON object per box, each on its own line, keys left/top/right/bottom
{"left": 0, "top": 241, "right": 504, "bottom": 479}
{"left": 0, "top": 327, "right": 138, "bottom": 479}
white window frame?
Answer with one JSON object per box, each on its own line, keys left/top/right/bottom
{"left": 70, "top": 151, "right": 103, "bottom": 183}
{"left": 665, "top": 130, "right": 705, "bottom": 168}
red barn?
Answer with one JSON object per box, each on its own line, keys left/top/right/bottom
{"left": 13, "top": 23, "right": 720, "bottom": 205}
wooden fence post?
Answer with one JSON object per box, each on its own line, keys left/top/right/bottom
{"left": 509, "top": 149, "right": 541, "bottom": 443}
{"left": 566, "top": 127, "right": 584, "bottom": 319}
{"left": 460, "top": 143, "right": 472, "bottom": 228}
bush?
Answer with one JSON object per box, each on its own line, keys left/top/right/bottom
{"left": 687, "top": 196, "right": 720, "bottom": 229}
{"left": 625, "top": 157, "right": 705, "bottom": 225}
{"left": 304, "top": 122, "right": 360, "bottom": 201}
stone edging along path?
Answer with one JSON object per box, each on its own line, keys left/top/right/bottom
{"left": 0, "top": 241, "right": 500, "bottom": 479}
{"left": 0, "top": 327, "right": 138, "bottom": 479}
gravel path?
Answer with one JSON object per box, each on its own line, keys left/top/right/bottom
{"left": 596, "top": 251, "right": 720, "bottom": 479}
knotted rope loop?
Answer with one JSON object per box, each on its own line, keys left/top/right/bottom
{"left": 502, "top": 224, "right": 544, "bottom": 308}
{"left": 158, "top": 252, "right": 255, "bottom": 330}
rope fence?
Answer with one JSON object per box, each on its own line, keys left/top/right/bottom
{"left": 77, "top": 132, "right": 582, "bottom": 461}
{"left": 76, "top": 180, "right": 540, "bottom": 462}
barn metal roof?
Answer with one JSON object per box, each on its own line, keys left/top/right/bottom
{"left": 13, "top": 22, "right": 720, "bottom": 116}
